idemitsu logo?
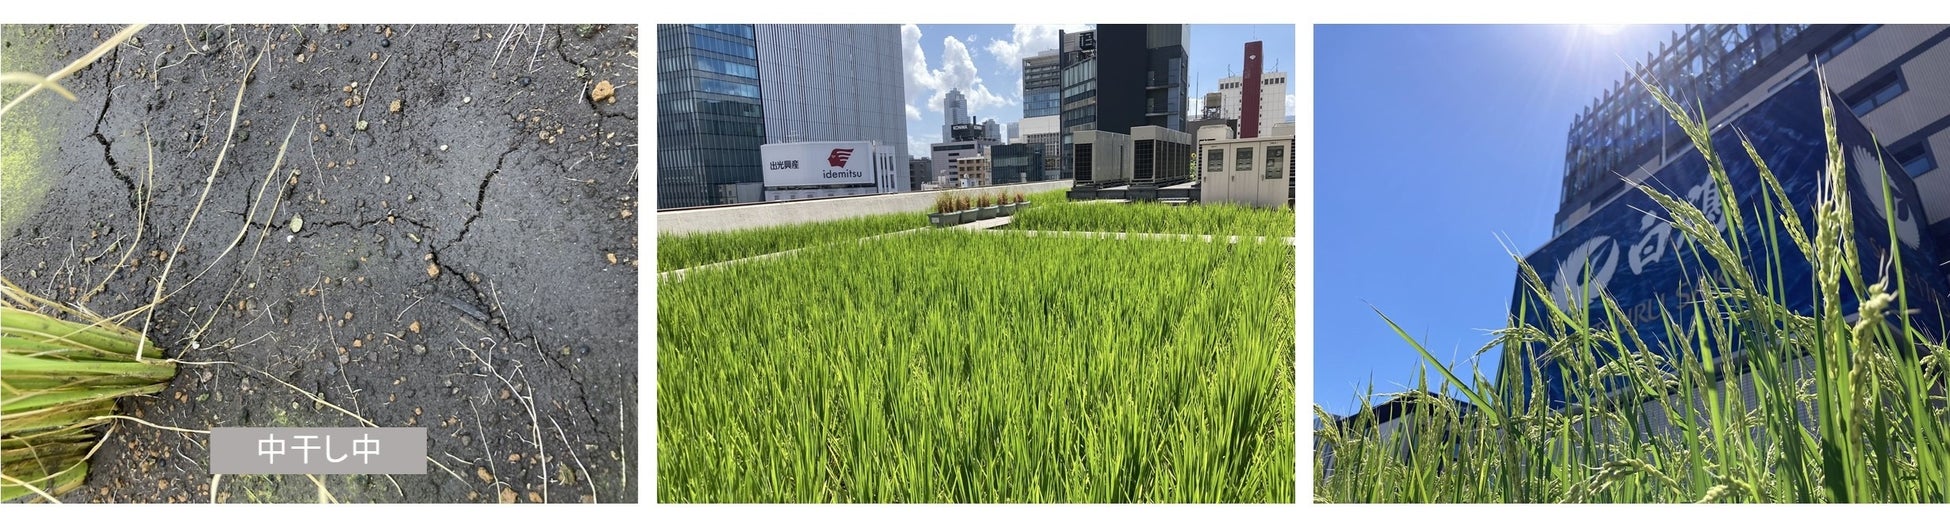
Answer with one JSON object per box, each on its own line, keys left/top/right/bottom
{"left": 827, "top": 148, "right": 855, "bottom": 167}
{"left": 1852, "top": 144, "right": 1922, "bottom": 247}
{"left": 1551, "top": 236, "right": 1620, "bottom": 313}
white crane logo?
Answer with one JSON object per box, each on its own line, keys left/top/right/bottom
{"left": 1551, "top": 236, "right": 1620, "bottom": 313}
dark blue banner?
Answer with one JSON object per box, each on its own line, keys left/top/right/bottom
{"left": 1510, "top": 72, "right": 1950, "bottom": 407}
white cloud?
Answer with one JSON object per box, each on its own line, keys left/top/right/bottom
{"left": 902, "top": 25, "right": 1011, "bottom": 117}
{"left": 908, "top": 133, "right": 940, "bottom": 162}
{"left": 906, "top": 103, "right": 922, "bottom": 121}
{"left": 1286, "top": 93, "right": 1296, "bottom": 119}
{"left": 985, "top": 24, "right": 1091, "bottom": 71}
{"left": 902, "top": 24, "right": 931, "bottom": 103}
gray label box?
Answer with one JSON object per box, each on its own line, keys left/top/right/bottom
{"left": 211, "top": 427, "right": 426, "bottom": 475}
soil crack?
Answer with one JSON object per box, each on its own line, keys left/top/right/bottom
{"left": 445, "top": 143, "right": 520, "bottom": 249}
{"left": 88, "top": 46, "right": 135, "bottom": 204}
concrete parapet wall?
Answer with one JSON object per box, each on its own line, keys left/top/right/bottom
{"left": 658, "top": 180, "right": 1074, "bottom": 235}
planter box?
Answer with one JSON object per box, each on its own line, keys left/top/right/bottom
{"left": 999, "top": 203, "right": 1017, "bottom": 216}
{"left": 959, "top": 209, "right": 978, "bottom": 224}
{"left": 978, "top": 206, "right": 999, "bottom": 220}
{"left": 929, "top": 212, "right": 957, "bottom": 227}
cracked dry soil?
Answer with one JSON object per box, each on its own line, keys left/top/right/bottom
{"left": 1, "top": 24, "right": 638, "bottom": 503}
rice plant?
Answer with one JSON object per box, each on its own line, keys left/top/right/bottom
{"left": 1316, "top": 76, "right": 1950, "bottom": 503}
{"left": 1009, "top": 200, "right": 1294, "bottom": 238}
{"left": 0, "top": 24, "right": 177, "bottom": 503}
{"left": 1024, "top": 188, "right": 1069, "bottom": 206}
{"left": 656, "top": 212, "right": 926, "bottom": 272}
{"left": 659, "top": 231, "right": 1295, "bottom": 502}
{"left": 1, "top": 280, "right": 176, "bottom": 501}
{"left": 1, "top": 25, "right": 306, "bottom": 502}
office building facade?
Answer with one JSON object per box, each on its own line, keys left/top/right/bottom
{"left": 910, "top": 157, "right": 932, "bottom": 190}
{"left": 1058, "top": 25, "right": 1190, "bottom": 182}
{"left": 1511, "top": 24, "right": 1950, "bottom": 409}
{"left": 657, "top": 24, "right": 768, "bottom": 208}
{"left": 755, "top": 24, "right": 910, "bottom": 192}
{"left": 658, "top": 24, "right": 909, "bottom": 209}
{"left": 1020, "top": 117, "right": 1062, "bottom": 174}
{"left": 1023, "top": 50, "right": 1063, "bottom": 119}
{"left": 954, "top": 155, "right": 992, "bottom": 188}
{"left": 929, "top": 138, "right": 1000, "bottom": 187}
{"left": 989, "top": 143, "right": 1047, "bottom": 185}
{"left": 1218, "top": 71, "right": 1289, "bottom": 138}
{"left": 1555, "top": 25, "right": 1950, "bottom": 243}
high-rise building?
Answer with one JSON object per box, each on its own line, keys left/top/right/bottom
{"left": 909, "top": 157, "right": 932, "bottom": 191}
{"left": 982, "top": 118, "right": 1002, "bottom": 142}
{"left": 1241, "top": 41, "right": 1265, "bottom": 139}
{"left": 1512, "top": 24, "right": 1950, "bottom": 409}
{"left": 657, "top": 24, "right": 768, "bottom": 209}
{"left": 1057, "top": 25, "right": 1189, "bottom": 182}
{"left": 756, "top": 24, "right": 910, "bottom": 192}
{"left": 1020, "top": 45, "right": 1072, "bottom": 178}
{"left": 1218, "top": 70, "right": 1288, "bottom": 138}
{"left": 1023, "top": 50, "right": 1063, "bottom": 119}
{"left": 943, "top": 88, "right": 969, "bottom": 141}
{"left": 658, "top": 24, "right": 910, "bottom": 209}
{"left": 1020, "top": 116, "right": 1062, "bottom": 175}
{"left": 1553, "top": 25, "right": 1950, "bottom": 242}
{"left": 930, "top": 137, "right": 1000, "bottom": 187}
{"left": 990, "top": 143, "right": 1047, "bottom": 185}
{"left": 954, "top": 154, "right": 992, "bottom": 188}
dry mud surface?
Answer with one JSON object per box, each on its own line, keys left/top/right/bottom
{"left": 1, "top": 23, "right": 638, "bottom": 503}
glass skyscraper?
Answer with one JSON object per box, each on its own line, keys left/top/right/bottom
{"left": 658, "top": 24, "right": 767, "bottom": 209}
{"left": 942, "top": 88, "right": 970, "bottom": 141}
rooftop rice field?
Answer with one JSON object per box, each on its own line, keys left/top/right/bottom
{"left": 1007, "top": 200, "right": 1294, "bottom": 238}
{"left": 656, "top": 211, "right": 926, "bottom": 272}
{"left": 658, "top": 229, "right": 1295, "bottom": 502}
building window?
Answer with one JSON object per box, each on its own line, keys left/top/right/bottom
{"left": 1893, "top": 141, "right": 1937, "bottom": 177}
{"left": 1264, "top": 145, "right": 1286, "bottom": 179}
{"left": 1845, "top": 71, "right": 1906, "bottom": 116}
{"left": 1235, "top": 147, "right": 1254, "bottom": 172}
{"left": 1816, "top": 24, "right": 1880, "bottom": 64}
{"left": 697, "top": 78, "right": 760, "bottom": 99}
{"left": 691, "top": 33, "right": 757, "bottom": 60}
{"left": 695, "top": 56, "right": 758, "bottom": 79}
{"left": 690, "top": 24, "right": 754, "bottom": 40}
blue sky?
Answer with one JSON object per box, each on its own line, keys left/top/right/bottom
{"left": 1314, "top": 24, "right": 1684, "bottom": 416}
{"left": 901, "top": 24, "right": 1296, "bottom": 156}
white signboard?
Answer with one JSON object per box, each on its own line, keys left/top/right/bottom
{"left": 761, "top": 141, "right": 876, "bottom": 188}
